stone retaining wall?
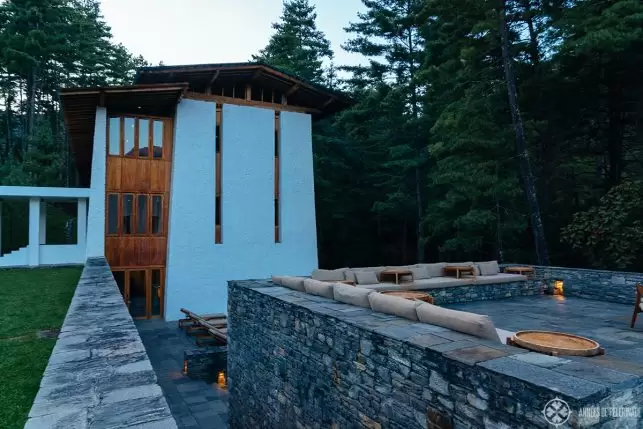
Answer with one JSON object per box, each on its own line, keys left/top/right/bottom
{"left": 430, "top": 280, "right": 540, "bottom": 305}
{"left": 228, "top": 279, "right": 643, "bottom": 429}
{"left": 503, "top": 264, "right": 642, "bottom": 305}
{"left": 24, "top": 257, "right": 177, "bottom": 429}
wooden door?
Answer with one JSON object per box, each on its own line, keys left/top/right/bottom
{"left": 112, "top": 268, "right": 164, "bottom": 319}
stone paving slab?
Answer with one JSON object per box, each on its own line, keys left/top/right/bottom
{"left": 135, "top": 319, "right": 228, "bottom": 429}
{"left": 24, "top": 258, "right": 177, "bottom": 429}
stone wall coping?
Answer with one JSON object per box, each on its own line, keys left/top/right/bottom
{"left": 502, "top": 263, "right": 643, "bottom": 278}
{"left": 229, "top": 279, "right": 643, "bottom": 407}
{"left": 24, "top": 257, "right": 178, "bottom": 429}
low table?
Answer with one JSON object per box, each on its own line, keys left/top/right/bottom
{"left": 507, "top": 330, "right": 604, "bottom": 357}
{"left": 504, "top": 266, "right": 535, "bottom": 277}
{"left": 381, "top": 291, "right": 434, "bottom": 304}
{"left": 380, "top": 269, "right": 413, "bottom": 285}
{"left": 444, "top": 265, "right": 476, "bottom": 279}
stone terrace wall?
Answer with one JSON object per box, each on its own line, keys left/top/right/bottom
{"left": 24, "top": 258, "right": 177, "bottom": 429}
{"left": 503, "top": 264, "right": 642, "bottom": 305}
{"left": 431, "top": 280, "right": 540, "bottom": 305}
{"left": 228, "top": 280, "right": 643, "bottom": 429}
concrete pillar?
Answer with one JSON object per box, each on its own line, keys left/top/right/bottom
{"left": 77, "top": 198, "right": 87, "bottom": 251}
{"left": 28, "top": 197, "right": 41, "bottom": 266}
{"left": 39, "top": 200, "right": 47, "bottom": 245}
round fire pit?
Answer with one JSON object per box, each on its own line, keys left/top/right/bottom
{"left": 509, "top": 330, "right": 603, "bottom": 357}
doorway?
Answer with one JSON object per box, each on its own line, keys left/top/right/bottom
{"left": 112, "top": 268, "right": 164, "bottom": 319}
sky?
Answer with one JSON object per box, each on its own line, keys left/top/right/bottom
{"left": 99, "top": 0, "right": 367, "bottom": 68}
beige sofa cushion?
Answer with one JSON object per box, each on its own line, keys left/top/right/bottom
{"left": 271, "top": 275, "right": 285, "bottom": 285}
{"left": 303, "top": 279, "right": 334, "bottom": 299}
{"left": 344, "top": 269, "right": 357, "bottom": 283}
{"left": 355, "top": 283, "right": 400, "bottom": 292}
{"left": 368, "top": 292, "right": 422, "bottom": 321}
{"left": 333, "top": 283, "right": 373, "bottom": 308}
{"left": 416, "top": 263, "right": 446, "bottom": 278}
{"left": 478, "top": 260, "right": 500, "bottom": 276}
{"left": 410, "top": 277, "right": 473, "bottom": 289}
{"left": 416, "top": 303, "right": 500, "bottom": 342}
{"left": 311, "top": 268, "right": 347, "bottom": 282}
{"left": 408, "top": 266, "right": 430, "bottom": 280}
{"left": 474, "top": 273, "right": 526, "bottom": 284}
{"left": 281, "top": 276, "right": 306, "bottom": 292}
{"left": 355, "top": 271, "right": 379, "bottom": 285}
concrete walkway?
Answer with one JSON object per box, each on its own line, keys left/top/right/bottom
{"left": 136, "top": 319, "right": 228, "bottom": 429}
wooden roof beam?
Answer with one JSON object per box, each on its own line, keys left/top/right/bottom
{"left": 251, "top": 68, "right": 263, "bottom": 81}
{"left": 286, "top": 84, "right": 301, "bottom": 97}
{"left": 205, "top": 70, "right": 220, "bottom": 94}
{"left": 321, "top": 97, "right": 335, "bottom": 109}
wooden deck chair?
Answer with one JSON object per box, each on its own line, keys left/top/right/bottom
{"left": 630, "top": 284, "right": 643, "bottom": 328}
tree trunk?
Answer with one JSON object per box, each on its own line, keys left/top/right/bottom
{"left": 25, "top": 66, "right": 38, "bottom": 151}
{"left": 415, "top": 164, "right": 425, "bottom": 263}
{"left": 607, "top": 80, "right": 624, "bottom": 188}
{"left": 4, "top": 91, "right": 12, "bottom": 161}
{"left": 498, "top": 0, "right": 550, "bottom": 265}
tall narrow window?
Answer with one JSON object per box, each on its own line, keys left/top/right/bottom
{"left": 122, "top": 194, "right": 134, "bottom": 234}
{"left": 124, "top": 117, "right": 135, "bottom": 157}
{"left": 152, "top": 120, "right": 164, "bottom": 159}
{"left": 215, "top": 105, "right": 222, "bottom": 243}
{"left": 108, "top": 117, "right": 121, "bottom": 155}
{"left": 107, "top": 194, "right": 119, "bottom": 233}
{"left": 138, "top": 119, "right": 149, "bottom": 157}
{"left": 274, "top": 112, "right": 281, "bottom": 243}
{"left": 137, "top": 195, "right": 148, "bottom": 234}
{"left": 152, "top": 195, "right": 162, "bottom": 235}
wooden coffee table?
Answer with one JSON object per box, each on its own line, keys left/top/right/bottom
{"left": 444, "top": 265, "right": 476, "bottom": 279}
{"left": 504, "top": 266, "right": 535, "bottom": 277}
{"left": 379, "top": 269, "right": 413, "bottom": 285}
{"left": 381, "top": 291, "right": 434, "bottom": 304}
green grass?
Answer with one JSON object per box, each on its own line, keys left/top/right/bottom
{"left": 0, "top": 266, "right": 82, "bottom": 429}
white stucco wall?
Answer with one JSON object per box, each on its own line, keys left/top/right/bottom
{"left": 165, "top": 100, "right": 318, "bottom": 320}
{"left": 86, "top": 107, "right": 106, "bottom": 258}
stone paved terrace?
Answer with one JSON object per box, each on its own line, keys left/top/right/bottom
{"left": 136, "top": 319, "right": 228, "bottom": 429}
{"left": 447, "top": 295, "right": 643, "bottom": 375}
{"left": 228, "top": 279, "right": 643, "bottom": 429}
{"left": 24, "top": 258, "right": 177, "bottom": 429}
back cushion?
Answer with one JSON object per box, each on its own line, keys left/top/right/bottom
{"left": 344, "top": 269, "right": 357, "bottom": 283}
{"left": 281, "top": 276, "right": 306, "bottom": 292}
{"left": 368, "top": 293, "right": 422, "bottom": 321}
{"left": 409, "top": 266, "right": 430, "bottom": 280}
{"left": 271, "top": 275, "right": 285, "bottom": 285}
{"left": 478, "top": 261, "right": 500, "bottom": 276}
{"left": 303, "top": 279, "right": 334, "bottom": 299}
{"left": 333, "top": 283, "right": 373, "bottom": 308}
{"left": 311, "top": 268, "right": 347, "bottom": 282}
{"left": 355, "top": 271, "right": 379, "bottom": 285}
{"left": 417, "top": 263, "right": 446, "bottom": 278}
{"left": 416, "top": 303, "right": 500, "bottom": 342}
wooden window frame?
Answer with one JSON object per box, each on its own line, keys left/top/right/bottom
{"left": 112, "top": 268, "right": 165, "bottom": 319}
{"left": 106, "top": 114, "right": 170, "bottom": 160}
{"left": 215, "top": 105, "right": 223, "bottom": 244}
{"left": 274, "top": 111, "right": 281, "bottom": 243}
{"left": 106, "top": 192, "right": 164, "bottom": 237}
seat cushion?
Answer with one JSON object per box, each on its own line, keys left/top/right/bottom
{"left": 303, "top": 279, "right": 334, "bottom": 299}
{"left": 478, "top": 261, "right": 500, "bottom": 276}
{"left": 333, "top": 283, "right": 373, "bottom": 308}
{"left": 368, "top": 292, "right": 422, "bottom": 321}
{"left": 355, "top": 271, "right": 379, "bottom": 285}
{"left": 473, "top": 273, "right": 526, "bottom": 284}
{"left": 344, "top": 269, "right": 358, "bottom": 283}
{"left": 311, "top": 268, "right": 347, "bottom": 282}
{"left": 416, "top": 303, "right": 500, "bottom": 342}
{"left": 281, "top": 276, "right": 306, "bottom": 292}
{"left": 355, "top": 283, "right": 400, "bottom": 292}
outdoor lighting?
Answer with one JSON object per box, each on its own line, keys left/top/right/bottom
{"left": 217, "top": 370, "right": 227, "bottom": 389}
{"left": 183, "top": 360, "right": 188, "bottom": 375}
{"left": 553, "top": 280, "right": 564, "bottom": 296}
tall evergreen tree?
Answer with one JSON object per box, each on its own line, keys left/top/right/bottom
{"left": 252, "top": 0, "right": 333, "bottom": 84}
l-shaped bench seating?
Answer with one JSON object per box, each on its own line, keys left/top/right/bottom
{"left": 310, "top": 261, "right": 527, "bottom": 292}
{"left": 270, "top": 276, "right": 503, "bottom": 343}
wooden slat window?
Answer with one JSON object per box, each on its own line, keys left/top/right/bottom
{"left": 274, "top": 111, "right": 281, "bottom": 243}
{"left": 107, "top": 115, "right": 167, "bottom": 159}
{"left": 123, "top": 194, "right": 134, "bottom": 234}
{"left": 107, "top": 193, "right": 120, "bottom": 234}
{"left": 137, "top": 195, "right": 148, "bottom": 234}
{"left": 152, "top": 195, "right": 163, "bottom": 235}
{"left": 215, "top": 105, "right": 222, "bottom": 244}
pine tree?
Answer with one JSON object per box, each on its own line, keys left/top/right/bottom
{"left": 252, "top": 0, "right": 333, "bottom": 84}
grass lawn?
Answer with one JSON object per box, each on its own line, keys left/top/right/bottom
{"left": 0, "top": 266, "right": 82, "bottom": 429}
